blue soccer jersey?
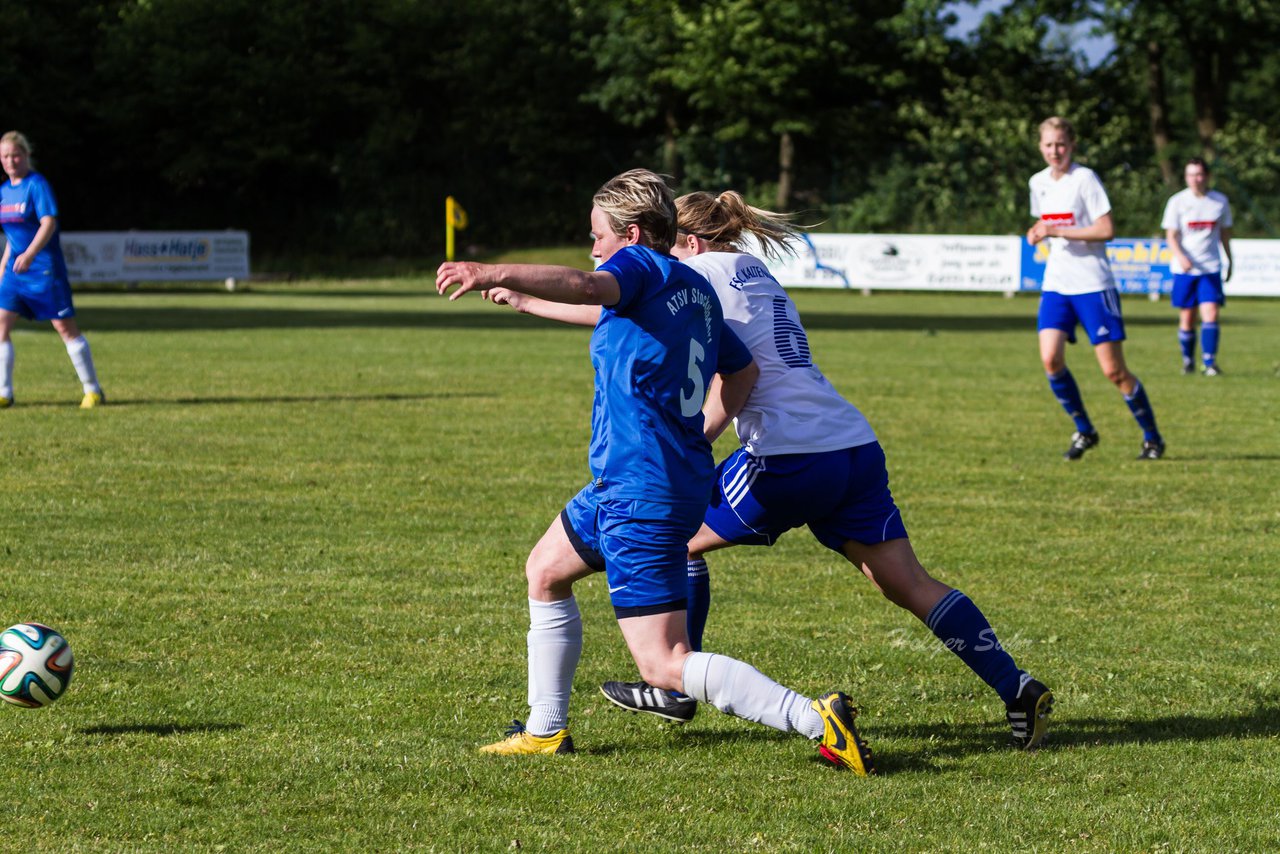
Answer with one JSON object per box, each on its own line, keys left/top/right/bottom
{"left": 591, "top": 245, "right": 751, "bottom": 507}
{"left": 0, "top": 172, "right": 69, "bottom": 290}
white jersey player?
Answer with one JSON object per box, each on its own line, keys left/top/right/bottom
{"left": 600, "top": 189, "right": 1054, "bottom": 750}
{"left": 1161, "top": 157, "right": 1233, "bottom": 374}
{"left": 1027, "top": 116, "right": 1164, "bottom": 461}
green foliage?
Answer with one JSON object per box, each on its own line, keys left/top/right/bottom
{"left": 2, "top": 283, "right": 1279, "bottom": 848}
{"left": 4, "top": 1, "right": 1280, "bottom": 253}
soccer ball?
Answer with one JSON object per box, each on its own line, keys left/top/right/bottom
{"left": 0, "top": 623, "right": 75, "bottom": 708}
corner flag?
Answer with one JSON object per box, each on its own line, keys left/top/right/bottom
{"left": 446, "top": 196, "right": 468, "bottom": 261}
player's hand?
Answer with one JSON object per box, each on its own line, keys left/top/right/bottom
{"left": 12, "top": 252, "right": 32, "bottom": 274}
{"left": 1026, "top": 223, "right": 1048, "bottom": 245}
{"left": 1177, "top": 256, "right": 1193, "bottom": 273}
{"left": 436, "top": 261, "right": 494, "bottom": 301}
{"left": 484, "top": 287, "right": 530, "bottom": 312}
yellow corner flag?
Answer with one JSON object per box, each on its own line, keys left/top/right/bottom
{"left": 446, "top": 196, "right": 469, "bottom": 261}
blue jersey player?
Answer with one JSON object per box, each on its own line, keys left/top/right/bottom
{"left": 595, "top": 190, "right": 1053, "bottom": 749}
{"left": 0, "top": 131, "right": 104, "bottom": 409}
{"left": 436, "top": 170, "right": 874, "bottom": 773}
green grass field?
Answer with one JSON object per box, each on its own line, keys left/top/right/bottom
{"left": 2, "top": 275, "right": 1278, "bottom": 851}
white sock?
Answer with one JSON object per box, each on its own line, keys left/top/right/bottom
{"left": 525, "top": 597, "right": 582, "bottom": 736}
{"left": 681, "top": 651, "right": 823, "bottom": 738}
{"left": 65, "top": 336, "right": 101, "bottom": 394}
{"left": 0, "top": 341, "right": 12, "bottom": 399}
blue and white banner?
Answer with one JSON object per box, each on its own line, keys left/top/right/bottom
{"left": 766, "top": 232, "right": 1280, "bottom": 297}
{"left": 62, "top": 231, "right": 250, "bottom": 283}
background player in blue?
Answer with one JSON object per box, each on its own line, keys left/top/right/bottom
{"left": 435, "top": 170, "right": 874, "bottom": 772}
{"left": 593, "top": 190, "right": 1053, "bottom": 749}
{"left": 0, "top": 131, "right": 104, "bottom": 409}
{"left": 1162, "top": 157, "right": 1233, "bottom": 376}
{"left": 1027, "top": 117, "right": 1163, "bottom": 461}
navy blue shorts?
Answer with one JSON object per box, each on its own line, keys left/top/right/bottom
{"left": 1038, "top": 289, "right": 1125, "bottom": 345}
{"left": 560, "top": 484, "right": 704, "bottom": 618}
{"left": 702, "top": 442, "right": 908, "bottom": 553}
{"left": 1171, "top": 273, "right": 1224, "bottom": 309}
{"left": 0, "top": 273, "right": 76, "bottom": 322}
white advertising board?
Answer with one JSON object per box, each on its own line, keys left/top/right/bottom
{"left": 62, "top": 231, "right": 250, "bottom": 283}
{"left": 766, "top": 233, "right": 1023, "bottom": 292}
{"left": 1225, "top": 239, "right": 1280, "bottom": 297}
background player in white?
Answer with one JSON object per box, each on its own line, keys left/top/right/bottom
{"left": 1027, "top": 117, "right": 1164, "bottom": 461}
{"left": 0, "top": 131, "right": 104, "bottom": 409}
{"left": 1162, "top": 157, "right": 1233, "bottom": 376}
{"left": 597, "top": 190, "right": 1054, "bottom": 749}
{"left": 440, "top": 170, "right": 874, "bottom": 772}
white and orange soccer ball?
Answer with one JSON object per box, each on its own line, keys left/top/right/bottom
{"left": 0, "top": 623, "right": 75, "bottom": 708}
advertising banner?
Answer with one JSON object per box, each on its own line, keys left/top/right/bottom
{"left": 62, "top": 231, "right": 250, "bottom": 283}
{"left": 1020, "top": 237, "right": 1280, "bottom": 297}
{"left": 765, "top": 233, "right": 1023, "bottom": 292}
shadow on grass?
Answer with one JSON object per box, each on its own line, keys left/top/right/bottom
{"left": 78, "top": 722, "right": 244, "bottom": 737}
{"left": 866, "top": 702, "right": 1280, "bottom": 773}
{"left": 11, "top": 391, "right": 491, "bottom": 409}
{"left": 60, "top": 306, "right": 1254, "bottom": 334}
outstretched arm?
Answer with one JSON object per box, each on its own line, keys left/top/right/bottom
{"left": 702, "top": 360, "right": 759, "bottom": 443}
{"left": 436, "top": 261, "right": 620, "bottom": 306}
{"left": 485, "top": 287, "right": 602, "bottom": 327}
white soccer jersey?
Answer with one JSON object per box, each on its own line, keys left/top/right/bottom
{"left": 1029, "top": 163, "right": 1116, "bottom": 295}
{"left": 1162, "top": 188, "right": 1232, "bottom": 274}
{"left": 683, "top": 252, "right": 876, "bottom": 456}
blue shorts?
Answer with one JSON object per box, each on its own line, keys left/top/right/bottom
{"left": 0, "top": 273, "right": 76, "bottom": 322}
{"left": 560, "top": 484, "right": 704, "bottom": 618}
{"left": 703, "top": 442, "right": 908, "bottom": 553}
{"left": 1038, "top": 289, "right": 1125, "bottom": 345}
{"left": 1171, "top": 273, "right": 1224, "bottom": 309}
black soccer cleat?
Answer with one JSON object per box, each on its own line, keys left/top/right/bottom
{"left": 1006, "top": 675, "right": 1054, "bottom": 749}
{"left": 600, "top": 680, "right": 697, "bottom": 723}
{"left": 1137, "top": 439, "right": 1166, "bottom": 460}
{"left": 1202, "top": 364, "right": 1221, "bottom": 377}
{"left": 1063, "top": 431, "right": 1099, "bottom": 461}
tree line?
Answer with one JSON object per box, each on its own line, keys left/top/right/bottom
{"left": 3, "top": 0, "right": 1276, "bottom": 261}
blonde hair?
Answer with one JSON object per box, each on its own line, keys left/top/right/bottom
{"left": 1038, "top": 116, "right": 1076, "bottom": 143}
{"left": 675, "top": 190, "right": 799, "bottom": 260}
{"left": 592, "top": 169, "right": 677, "bottom": 254}
{"left": 0, "top": 131, "right": 34, "bottom": 167}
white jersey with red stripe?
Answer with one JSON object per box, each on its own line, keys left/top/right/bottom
{"left": 1161, "top": 188, "right": 1232, "bottom": 274}
{"left": 1029, "top": 163, "right": 1115, "bottom": 295}
{"left": 681, "top": 251, "right": 876, "bottom": 457}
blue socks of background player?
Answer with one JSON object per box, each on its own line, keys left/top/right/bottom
{"left": 1179, "top": 329, "right": 1195, "bottom": 368}
{"left": 1047, "top": 369, "right": 1093, "bottom": 434}
{"left": 1201, "top": 323, "right": 1219, "bottom": 368}
{"left": 926, "top": 589, "right": 1023, "bottom": 704}
{"left": 1123, "top": 379, "right": 1161, "bottom": 442}
{"left": 686, "top": 558, "right": 709, "bottom": 653}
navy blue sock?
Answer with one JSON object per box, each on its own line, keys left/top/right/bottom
{"left": 1047, "top": 369, "right": 1093, "bottom": 434}
{"left": 1201, "top": 323, "right": 1219, "bottom": 367}
{"left": 1178, "top": 329, "right": 1195, "bottom": 366}
{"left": 686, "top": 558, "right": 709, "bottom": 653}
{"left": 1123, "top": 379, "right": 1161, "bottom": 442}
{"left": 926, "top": 589, "right": 1023, "bottom": 704}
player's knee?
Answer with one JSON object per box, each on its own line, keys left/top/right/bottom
{"left": 1104, "top": 365, "right": 1130, "bottom": 386}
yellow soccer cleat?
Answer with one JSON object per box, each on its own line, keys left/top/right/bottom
{"left": 812, "top": 692, "right": 875, "bottom": 775}
{"left": 80, "top": 391, "right": 105, "bottom": 409}
{"left": 0, "top": 397, "right": 11, "bottom": 409}
{"left": 479, "top": 720, "right": 575, "bottom": 756}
